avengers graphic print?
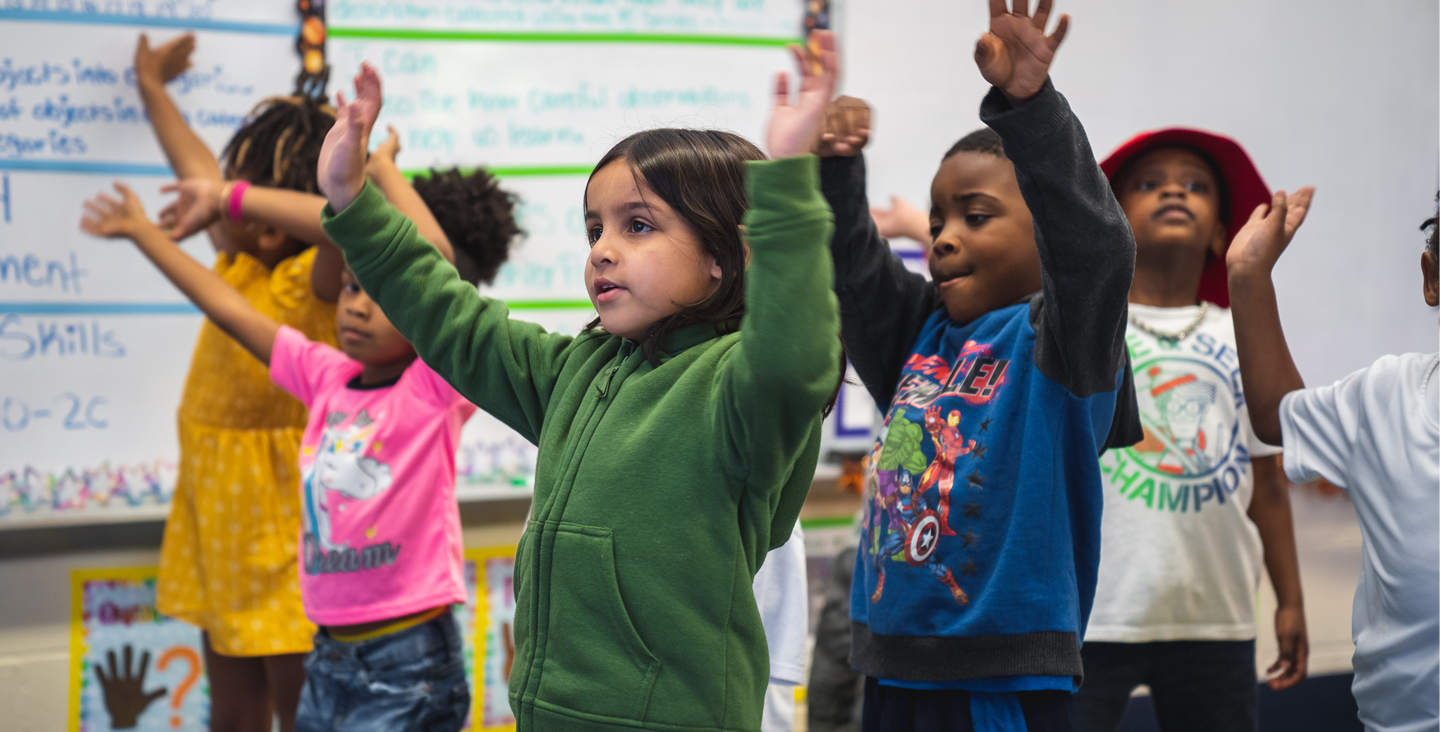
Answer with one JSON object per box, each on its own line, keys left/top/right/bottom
{"left": 862, "top": 339, "right": 1009, "bottom": 608}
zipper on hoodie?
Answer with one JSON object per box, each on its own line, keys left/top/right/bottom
{"left": 596, "top": 365, "right": 619, "bottom": 398}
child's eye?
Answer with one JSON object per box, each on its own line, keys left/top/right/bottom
{"left": 1137, "top": 180, "right": 1160, "bottom": 192}
{"left": 1184, "top": 181, "right": 1210, "bottom": 194}
{"left": 627, "top": 219, "right": 654, "bottom": 234}
{"left": 929, "top": 221, "right": 943, "bottom": 238}
{"left": 343, "top": 282, "right": 361, "bottom": 294}
{"left": 586, "top": 225, "right": 602, "bottom": 246}
{"left": 964, "top": 214, "right": 992, "bottom": 227}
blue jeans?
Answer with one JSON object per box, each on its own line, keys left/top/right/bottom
{"left": 1073, "top": 640, "right": 1256, "bottom": 732}
{"left": 296, "top": 612, "right": 470, "bottom": 732}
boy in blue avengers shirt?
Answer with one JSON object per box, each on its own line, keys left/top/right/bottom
{"left": 818, "top": 1, "right": 1140, "bottom": 728}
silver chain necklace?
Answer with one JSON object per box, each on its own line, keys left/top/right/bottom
{"left": 1128, "top": 301, "right": 1211, "bottom": 344}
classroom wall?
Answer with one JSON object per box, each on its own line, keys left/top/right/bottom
{"left": 841, "top": 0, "right": 1440, "bottom": 387}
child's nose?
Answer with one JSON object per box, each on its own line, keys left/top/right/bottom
{"left": 932, "top": 234, "right": 960, "bottom": 257}
{"left": 589, "top": 234, "right": 618, "bottom": 268}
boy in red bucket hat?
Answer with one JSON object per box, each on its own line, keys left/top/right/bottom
{"left": 1075, "top": 129, "right": 1309, "bottom": 732}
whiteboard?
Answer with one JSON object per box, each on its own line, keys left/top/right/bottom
{"left": 2, "top": 1, "right": 875, "bottom": 528}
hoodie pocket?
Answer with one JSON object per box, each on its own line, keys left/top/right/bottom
{"left": 536, "top": 523, "right": 659, "bottom": 721}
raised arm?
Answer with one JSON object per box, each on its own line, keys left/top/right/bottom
{"left": 82, "top": 184, "right": 278, "bottom": 365}
{"left": 819, "top": 154, "right": 939, "bottom": 406}
{"left": 712, "top": 32, "right": 840, "bottom": 520}
{"left": 158, "top": 135, "right": 458, "bottom": 304}
{"left": 134, "top": 34, "right": 220, "bottom": 181}
{"left": 808, "top": 92, "right": 937, "bottom": 407}
{"left": 364, "top": 126, "right": 456, "bottom": 264}
{"left": 317, "top": 64, "right": 574, "bottom": 442}
{"left": 1226, "top": 189, "right": 1315, "bottom": 445}
{"left": 976, "top": 0, "right": 1134, "bottom": 400}
{"left": 720, "top": 155, "right": 840, "bottom": 462}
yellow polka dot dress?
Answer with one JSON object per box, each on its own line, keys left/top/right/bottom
{"left": 157, "top": 247, "right": 337, "bottom": 657}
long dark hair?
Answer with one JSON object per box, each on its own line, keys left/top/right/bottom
{"left": 583, "top": 128, "right": 763, "bottom": 362}
{"left": 583, "top": 128, "right": 845, "bottom": 415}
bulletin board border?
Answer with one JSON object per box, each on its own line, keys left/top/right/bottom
{"left": 464, "top": 545, "right": 519, "bottom": 732}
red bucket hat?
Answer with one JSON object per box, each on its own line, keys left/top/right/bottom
{"left": 1099, "top": 128, "right": 1270, "bottom": 308}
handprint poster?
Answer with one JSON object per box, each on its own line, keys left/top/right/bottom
{"left": 70, "top": 551, "right": 517, "bottom": 731}
{"left": 70, "top": 568, "right": 209, "bottom": 732}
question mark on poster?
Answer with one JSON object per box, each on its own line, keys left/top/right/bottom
{"left": 157, "top": 646, "right": 200, "bottom": 729}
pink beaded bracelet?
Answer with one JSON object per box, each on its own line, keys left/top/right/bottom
{"left": 227, "top": 180, "right": 251, "bottom": 222}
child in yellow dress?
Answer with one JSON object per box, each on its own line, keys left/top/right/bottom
{"left": 133, "top": 33, "right": 340, "bottom": 732}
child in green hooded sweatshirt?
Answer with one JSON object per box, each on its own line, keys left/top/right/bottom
{"left": 311, "top": 36, "right": 845, "bottom": 732}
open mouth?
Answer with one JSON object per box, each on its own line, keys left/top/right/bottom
{"left": 593, "top": 279, "right": 625, "bottom": 303}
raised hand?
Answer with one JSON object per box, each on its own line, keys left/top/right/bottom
{"left": 766, "top": 30, "right": 838, "bottom": 160}
{"left": 1225, "top": 187, "right": 1315, "bottom": 277}
{"left": 134, "top": 33, "right": 195, "bottom": 88}
{"left": 157, "top": 178, "right": 225, "bottom": 240}
{"left": 975, "top": 0, "right": 1070, "bottom": 105}
{"left": 81, "top": 183, "right": 154, "bottom": 240}
{"left": 94, "top": 645, "right": 168, "bottom": 729}
{"left": 871, "top": 196, "right": 932, "bottom": 245}
{"left": 318, "top": 63, "right": 383, "bottom": 212}
{"left": 366, "top": 125, "right": 402, "bottom": 174}
{"left": 817, "top": 95, "right": 870, "bottom": 158}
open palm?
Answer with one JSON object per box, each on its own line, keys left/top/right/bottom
{"left": 976, "top": 0, "right": 1069, "bottom": 103}
{"left": 81, "top": 183, "right": 150, "bottom": 239}
{"left": 318, "top": 63, "right": 383, "bottom": 211}
{"left": 157, "top": 178, "right": 223, "bottom": 240}
{"left": 766, "top": 30, "right": 838, "bottom": 160}
{"left": 1226, "top": 187, "right": 1315, "bottom": 275}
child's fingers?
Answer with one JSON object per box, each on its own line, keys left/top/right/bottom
{"left": 1048, "top": 14, "right": 1070, "bottom": 48}
{"left": 1286, "top": 186, "right": 1316, "bottom": 220}
{"left": 974, "top": 32, "right": 1000, "bottom": 68}
{"left": 773, "top": 71, "right": 791, "bottom": 109}
{"left": 1244, "top": 201, "right": 1270, "bottom": 228}
{"left": 787, "top": 43, "right": 808, "bottom": 80}
{"left": 1012, "top": 0, "right": 1030, "bottom": 19}
{"left": 1032, "top": 0, "right": 1052, "bottom": 29}
{"left": 987, "top": 0, "right": 1009, "bottom": 20}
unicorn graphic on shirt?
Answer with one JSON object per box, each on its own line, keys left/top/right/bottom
{"left": 302, "top": 410, "right": 394, "bottom": 553}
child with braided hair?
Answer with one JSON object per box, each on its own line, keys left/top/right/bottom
{"left": 132, "top": 32, "right": 340, "bottom": 732}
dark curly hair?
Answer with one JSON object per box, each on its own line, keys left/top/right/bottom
{"left": 411, "top": 167, "right": 522, "bottom": 286}
{"left": 220, "top": 71, "right": 335, "bottom": 195}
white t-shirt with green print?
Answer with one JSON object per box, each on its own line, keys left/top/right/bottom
{"left": 1086, "top": 304, "right": 1282, "bottom": 643}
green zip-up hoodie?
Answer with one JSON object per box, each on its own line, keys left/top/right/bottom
{"left": 322, "top": 155, "right": 839, "bottom": 732}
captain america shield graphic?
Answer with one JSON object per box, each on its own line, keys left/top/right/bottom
{"left": 905, "top": 511, "right": 941, "bottom": 567}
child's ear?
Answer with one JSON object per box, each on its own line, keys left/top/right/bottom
{"left": 1421, "top": 251, "right": 1438, "bottom": 307}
